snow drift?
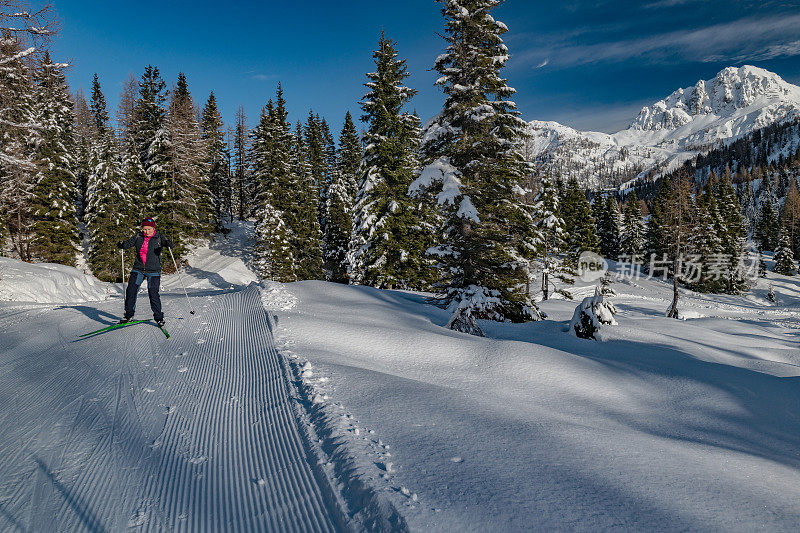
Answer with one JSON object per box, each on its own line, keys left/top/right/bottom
{"left": 0, "top": 256, "right": 117, "bottom": 303}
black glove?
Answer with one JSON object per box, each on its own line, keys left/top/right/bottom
{"left": 117, "top": 241, "right": 124, "bottom": 249}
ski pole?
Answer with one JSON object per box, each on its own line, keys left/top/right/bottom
{"left": 120, "top": 249, "right": 125, "bottom": 283}
{"left": 169, "top": 247, "right": 196, "bottom": 315}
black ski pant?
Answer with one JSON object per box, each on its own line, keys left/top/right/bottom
{"left": 124, "top": 270, "right": 163, "bottom": 321}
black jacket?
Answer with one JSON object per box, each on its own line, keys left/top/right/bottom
{"left": 121, "top": 231, "right": 174, "bottom": 273}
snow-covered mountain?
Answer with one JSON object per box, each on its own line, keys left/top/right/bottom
{"left": 527, "top": 65, "right": 800, "bottom": 188}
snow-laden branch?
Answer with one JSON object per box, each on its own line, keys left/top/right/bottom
{"left": 0, "top": 152, "right": 36, "bottom": 169}
{"left": 0, "top": 45, "right": 34, "bottom": 65}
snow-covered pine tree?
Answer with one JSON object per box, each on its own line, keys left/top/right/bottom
{"left": 337, "top": 111, "right": 361, "bottom": 201}
{"left": 560, "top": 177, "right": 599, "bottom": 262}
{"left": 30, "top": 51, "right": 80, "bottom": 265}
{"left": 773, "top": 228, "right": 796, "bottom": 275}
{"left": 86, "top": 128, "right": 131, "bottom": 281}
{"left": 716, "top": 169, "right": 748, "bottom": 293}
{"left": 756, "top": 173, "right": 779, "bottom": 251}
{"left": 782, "top": 178, "right": 800, "bottom": 256}
{"left": 691, "top": 174, "right": 724, "bottom": 293}
{"left": 232, "top": 105, "right": 250, "bottom": 220}
{"left": 73, "top": 88, "right": 92, "bottom": 220}
{"left": 0, "top": 35, "right": 40, "bottom": 261}
{"left": 134, "top": 65, "right": 169, "bottom": 216}
{"left": 293, "top": 121, "right": 323, "bottom": 280}
{"left": 324, "top": 112, "right": 362, "bottom": 283}
{"left": 89, "top": 73, "right": 108, "bottom": 135}
{"left": 250, "top": 96, "right": 294, "bottom": 281}
{"left": 620, "top": 191, "right": 645, "bottom": 258}
{"left": 645, "top": 178, "right": 670, "bottom": 269}
{"left": 349, "top": 31, "right": 431, "bottom": 291}
{"left": 533, "top": 173, "right": 573, "bottom": 300}
{"left": 737, "top": 170, "right": 757, "bottom": 237}
{"left": 304, "top": 111, "right": 331, "bottom": 236}
{"left": 569, "top": 285, "right": 617, "bottom": 340}
{"left": 201, "top": 91, "right": 228, "bottom": 228}
{"left": 253, "top": 201, "right": 295, "bottom": 281}
{"left": 595, "top": 194, "right": 621, "bottom": 260}
{"left": 155, "top": 72, "right": 210, "bottom": 253}
{"left": 412, "top": 2, "right": 540, "bottom": 335}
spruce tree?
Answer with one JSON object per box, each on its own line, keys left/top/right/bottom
{"left": 73, "top": 88, "right": 93, "bottom": 220}
{"left": 233, "top": 105, "right": 250, "bottom": 220}
{"left": 349, "top": 31, "right": 430, "bottom": 290}
{"left": 773, "top": 229, "right": 796, "bottom": 275}
{"left": 691, "top": 175, "right": 724, "bottom": 292}
{"left": 595, "top": 194, "right": 621, "bottom": 260}
{"left": 253, "top": 201, "right": 295, "bottom": 281}
{"left": 620, "top": 191, "right": 645, "bottom": 258}
{"left": 250, "top": 85, "right": 297, "bottom": 280}
{"left": 30, "top": 52, "right": 80, "bottom": 265}
{"left": 324, "top": 112, "right": 362, "bottom": 283}
{"left": 716, "top": 169, "right": 747, "bottom": 293}
{"left": 782, "top": 179, "right": 800, "bottom": 255}
{"left": 86, "top": 129, "right": 132, "bottom": 281}
{"left": 533, "top": 174, "right": 573, "bottom": 300}
{"left": 201, "top": 91, "right": 228, "bottom": 228}
{"left": 560, "top": 178, "right": 599, "bottom": 262}
{"left": 251, "top": 100, "right": 292, "bottom": 280}
{"left": 293, "top": 121, "right": 324, "bottom": 279}
{"left": 156, "top": 72, "right": 211, "bottom": 252}
{"left": 413, "top": 1, "right": 540, "bottom": 334}
{"left": 0, "top": 35, "right": 40, "bottom": 261}
{"left": 304, "top": 111, "right": 331, "bottom": 235}
{"left": 134, "top": 65, "right": 169, "bottom": 215}
{"left": 756, "top": 175, "right": 779, "bottom": 251}
{"left": 89, "top": 73, "right": 109, "bottom": 136}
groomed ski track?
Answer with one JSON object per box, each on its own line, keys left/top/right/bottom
{"left": 0, "top": 284, "right": 347, "bottom": 532}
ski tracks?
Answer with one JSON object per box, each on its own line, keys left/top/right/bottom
{"left": 0, "top": 286, "right": 347, "bottom": 532}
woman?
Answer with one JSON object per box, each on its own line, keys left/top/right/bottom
{"left": 117, "top": 217, "right": 174, "bottom": 326}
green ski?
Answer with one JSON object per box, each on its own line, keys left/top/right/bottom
{"left": 78, "top": 319, "right": 149, "bottom": 337}
{"left": 158, "top": 326, "right": 170, "bottom": 339}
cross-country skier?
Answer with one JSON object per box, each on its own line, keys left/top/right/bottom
{"left": 117, "top": 217, "right": 174, "bottom": 326}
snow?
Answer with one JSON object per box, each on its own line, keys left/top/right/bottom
{"left": 160, "top": 219, "right": 258, "bottom": 292}
{"left": 4, "top": 218, "right": 800, "bottom": 530}
{"left": 0, "top": 256, "right": 118, "bottom": 303}
{"left": 262, "top": 264, "right": 800, "bottom": 531}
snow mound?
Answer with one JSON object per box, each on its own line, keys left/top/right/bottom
{"left": 0, "top": 257, "right": 117, "bottom": 303}
{"left": 260, "top": 281, "right": 298, "bottom": 310}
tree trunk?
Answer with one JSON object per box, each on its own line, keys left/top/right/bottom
{"left": 667, "top": 257, "right": 680, "bottom": 318}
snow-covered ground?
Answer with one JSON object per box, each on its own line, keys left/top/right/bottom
{"left": 262, "top": 265, "right": 800, "bottom": 531}
{"left": 3, "top": 224, "right": 800, "bottom": 531}
{"left": 162, "top": 219, "right": 258, "bottom": 291}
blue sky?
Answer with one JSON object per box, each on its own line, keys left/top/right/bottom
{"left": 51, "top": 0, "right": 800, "bottom": 136}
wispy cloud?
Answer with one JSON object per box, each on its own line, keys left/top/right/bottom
{"left": 516, "top": 13, "right": 800, "bottom": 68}
{"left": 642, "top": 0, "right": 704, "bottom": 9}
{"left": 536, "top": 58, "right": 549, "bottom": 68}
{"left": 251, "top": 73, "right": 277, "bottom": 82}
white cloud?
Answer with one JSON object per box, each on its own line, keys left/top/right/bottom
{"left": 516, "top": 13, "right": 800, "bottom": 68}
{"left": 536, "top": 58, "right": 549, "bottom": 68}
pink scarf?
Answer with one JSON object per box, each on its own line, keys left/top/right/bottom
{"left": 140, "top": 234, "right": 152, "bottom": 265}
